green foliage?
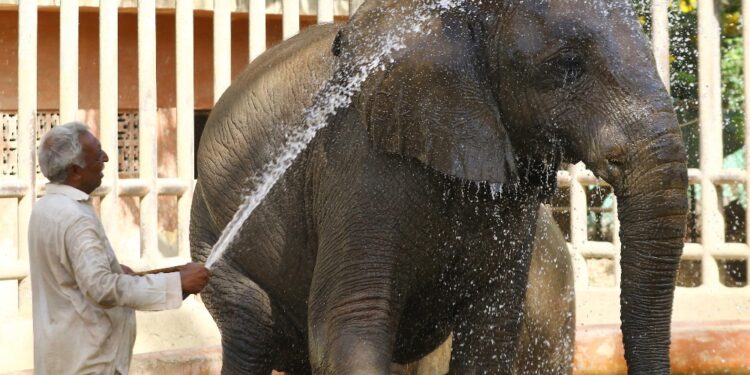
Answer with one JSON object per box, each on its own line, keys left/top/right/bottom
{"left": 630, "top": 0, "right": 745, "bottom": 168}
{"left": 723, "top": 36, "right": 744, "bottom": 153}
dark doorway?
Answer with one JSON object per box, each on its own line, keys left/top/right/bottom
{"left": 194, "top": 110, "right": 211, "bottom": 178}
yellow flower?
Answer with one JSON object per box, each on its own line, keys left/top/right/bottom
{"left": 680, "top": 0, "right": 697, "bottom": 13}
{"left": 725, "top": 12, "right": 740, "bottom": 25}
{"left": 724, "top": 12, "right": 741, "bottom": 36}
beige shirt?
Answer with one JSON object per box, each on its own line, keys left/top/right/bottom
{"left": 28, "top": 183, "right": 182, "bottom": 375}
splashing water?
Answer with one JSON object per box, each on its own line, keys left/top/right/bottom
{"left": 205, "top": 0, "right": 467, "bottom": 269}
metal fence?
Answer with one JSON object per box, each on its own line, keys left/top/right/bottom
{"left": 0, "top": 0, "right": 749, "bottom": 371}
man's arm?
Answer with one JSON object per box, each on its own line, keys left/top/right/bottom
{"left": 129, "top": 263, "right": 210, "bottom": 296}
{"left": 65, "top": 216, "right": 208, "bottom": 310}
{"left": 120, "top": 264, "right": 135, "bottom": 275}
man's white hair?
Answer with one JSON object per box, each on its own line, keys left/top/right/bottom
{"left": 38, "top": 122, "right": 90, "bottom": 183}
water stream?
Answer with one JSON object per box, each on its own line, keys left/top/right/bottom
{"left": 205, "top": 0, "right": 467, "bottom": 268}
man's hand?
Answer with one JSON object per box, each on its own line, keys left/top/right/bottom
{"left": 120, "top": 264, "right": 135, "bottom": 275}
{"left": 179, "top": 262, "right": 210, "bottom": 295}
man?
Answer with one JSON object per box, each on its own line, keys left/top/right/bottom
{"left": 28, "top": 122, "right": 210, "bottom": 374}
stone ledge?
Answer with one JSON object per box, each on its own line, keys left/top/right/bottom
{"left": 4, "top": 321, "right": 749, "bottom": 374}
{"left": 131, "top": 320, "right": 750, "bottom": 374}
{"left": 0, "top": 346, "right": 225, "bottom": 375}
{"left": 574, "top": 320, "right": 750, "bottom": 374}
{"left": 129, "top": 345, "right": 223, "bottom": 375}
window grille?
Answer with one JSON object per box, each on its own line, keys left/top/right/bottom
{"left": 0, "top": 111, "right": 141, "bottom": 177}
{"left": 1, "top": 113, "right": 17, "bottom": 176}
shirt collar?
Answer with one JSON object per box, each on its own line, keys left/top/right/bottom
{"left": 45, "top": 183, "right": 90, "bottom": 202}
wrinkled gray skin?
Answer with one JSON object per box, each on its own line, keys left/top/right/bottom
{"left": 192, "top": 0, "right": 688, "bottom": 374}
{"left": 398, "top": 206, "right": 575, "bottom": 375}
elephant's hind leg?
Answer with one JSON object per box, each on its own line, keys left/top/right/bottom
{"left": 190, "top": 186, "right": 277, "bottom": 374}
{"left": 204, "top": 262, "right": 278, "bottom": 374}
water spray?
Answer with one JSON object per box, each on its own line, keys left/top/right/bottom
{"left": 203, "top": 0, "right": 467, "bottom": 269}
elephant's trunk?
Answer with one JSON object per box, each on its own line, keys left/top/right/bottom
{"left": 613, "top": 122, "right": 688, "bottom": 373}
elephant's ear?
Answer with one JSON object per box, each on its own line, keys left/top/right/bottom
{"left": 357, "top": 16, "right": 517, "bottom": 184}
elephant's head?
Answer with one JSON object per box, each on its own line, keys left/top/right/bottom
{"left": 332, "top": 0, "right": 688, "bottom": 372}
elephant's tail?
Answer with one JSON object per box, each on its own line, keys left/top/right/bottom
{"left": 190, "top": 181, "right": 219, "bottom": 263}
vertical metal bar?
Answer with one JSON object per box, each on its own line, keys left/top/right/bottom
{"left": 349, "top": 0, "right": 364, "bottom": 16}
{"left": 17, "top": 0, "right": 38, "bottom": 315}
{"left": 612, "top": 196, "right": 622, "bottom": 286}
{"left": 59, "top": 0, "right": 78, "bottom": 123}
{"left": 213, "top": 0, "right": 232, "bottom": 102}
{"left": 651, "top": 0, "right": 670, "bottom": 92}
{"left": 138, "top": 0, "right": 158, "bottom": 259}
{"left": 100, "top": 0, "right": 120, "bottom": 257}
{"left": 317, "top": 0, "right": 334, "bottom": 24}
{"left": 249, "top": 0, "right": 266, "bottom": 62}
{"left": 569, "top": 163, "right": 590, "bottom": 287}
{"left": 176, "top": 0, "right": 194, "bottom": 259}
{"left": 698, "top": 0, "right": 723, "bottom": 287}
{"left": 283, "top": 0, "right": 300, "bottom": 40}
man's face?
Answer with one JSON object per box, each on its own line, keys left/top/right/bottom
{"left": 75, "top": 131, "right": 109, "bottom": 194}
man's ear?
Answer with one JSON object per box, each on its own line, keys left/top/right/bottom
{"left": 65, "top": 164, "right": 82, "bottom": 183}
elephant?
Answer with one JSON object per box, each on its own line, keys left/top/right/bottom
{"left": 191, "top": 0, "right": 688, "bottom": 374}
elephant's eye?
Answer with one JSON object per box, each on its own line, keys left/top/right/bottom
{"left": 539, "top": 50, "right": 586, "bottom": 90}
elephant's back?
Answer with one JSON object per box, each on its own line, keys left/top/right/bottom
{"left": 197, "top": 23, "right": 340, "bottom": 227}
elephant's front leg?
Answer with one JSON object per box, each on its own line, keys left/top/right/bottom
{"left": 307, "top": 233, "right": 402, "bottom": 375}
{"left": 449, "top": 205, "right": 538, "bottom": 375}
